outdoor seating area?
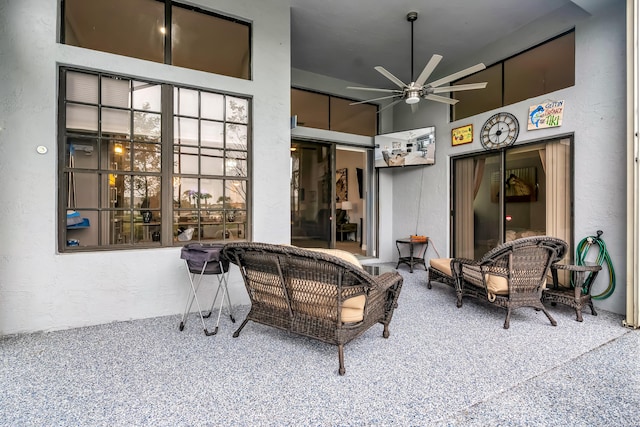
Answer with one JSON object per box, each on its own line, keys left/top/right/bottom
{"left": 427, "top": 236, "right": 606, "bottom": 329}
{"left": 452, "top": 236, "right": 568, "bottom": 329}
{"left": 222, "top": 242, "right": 403, "bottom": 375}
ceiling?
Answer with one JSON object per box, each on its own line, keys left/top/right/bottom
{"left": 290, "top": 0, "right": 608, "bottom": 88}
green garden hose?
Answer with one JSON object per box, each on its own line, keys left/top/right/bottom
{"left": 575, "top": 230, "right": 615, "bottom": 299}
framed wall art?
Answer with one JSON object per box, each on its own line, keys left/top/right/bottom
{"left": 336, "top": 168, "right": 348, "bottom": 202}
{"left": 491, "top": 167, "right": 538, "bottom": 203}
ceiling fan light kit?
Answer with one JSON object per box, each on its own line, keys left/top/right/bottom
{"left": 406, "top": 89, "right": 420, "bottom": 104}
{"left": 347, "top": 11, "right": 488, "bottom": 111}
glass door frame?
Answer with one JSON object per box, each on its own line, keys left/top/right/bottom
{"left": 290, "top": 139, "right": 335, "bottom": 249}
{"left": 290, "top": 138, "right": 376, "bottom": 256}
{"left": 450, "top": 136, "right": 573, "bottom": 259}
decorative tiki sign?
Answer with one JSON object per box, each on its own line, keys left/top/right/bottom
{"left": 451, "top": 124, "right": 473, "bottom": 146}
{"left": 528, "top": 100, "right": 564, "bottom": 130}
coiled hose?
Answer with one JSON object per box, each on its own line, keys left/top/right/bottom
{"left": 575, "top": 230, "right": 615, "bottom": 300}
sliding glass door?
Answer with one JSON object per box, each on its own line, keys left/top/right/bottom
{"left": 452, "top": 138, "right": 571, "bottom": 259}
{"left": 290, "top": 140, "right": 332, "bottom": 248}
{"left": 453, "top": 152, "right": 501, "bottom": 259}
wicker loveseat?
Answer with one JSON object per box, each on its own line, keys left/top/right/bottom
{"left": 448, "top": 236, "right": 568, "bottom": 329}
{"left": 222, "top": 242, "right": 404, "bottom": 375}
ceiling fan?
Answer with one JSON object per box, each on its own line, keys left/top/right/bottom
{"left": 348, "top": 11, "right": 488, "bottom": 113}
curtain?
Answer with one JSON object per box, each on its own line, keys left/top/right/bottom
{"left": 473, "top": 158, "right": 485, "bottom": 198}
{"left": 545, "top": 138, "right": 570, "bottom": 244}
{"left": 454, "top": 158, "right": 476, "bottom": 259}
{"left": 545, "top": 138, "right": 571, "bottom": 283}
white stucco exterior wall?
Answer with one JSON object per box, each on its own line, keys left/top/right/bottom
{"left": 392, "top": 3, "right": 627, "bottom": 314}
{"left": 0, "top": 0, "right": 291, "bottom": 335}
{"left": 0, "top": 0, "right": 630, "bottom": 335}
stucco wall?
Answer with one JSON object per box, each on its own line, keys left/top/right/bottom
{"left": 0, "top": 1, "right": 629, "bottom": 336}
{"left": 0, "top": 0, "right": 291, "bottom": 335}
{"left": 392, "top": 3, "right": 627, "bottom": 314}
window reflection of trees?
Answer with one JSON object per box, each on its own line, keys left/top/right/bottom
{"left": 130, "top": 104, "right": 162, "bottom": 211}
{"left": 172, "top": 94, "right": 248, "bottom": 241}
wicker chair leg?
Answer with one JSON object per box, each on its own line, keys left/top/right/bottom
{"left": 575, "top": 307, "right": 584, "bottom": 322}
{"left": 456, "top": 292, "right": 463, "bottom": 308}
{"left": 382, "top": 324, "right": 390, "bottom": 339}
{"left": 541, "top": 306, "right": 558, "bottom": 326}
{"left": 503, "top": 308, "right": 512, "bottom": 329}
{"left": 338, "top": 344, "right": 346, "bottom": 376}
{"left": 232, "top": 318, "right": 250, "bottom": 338}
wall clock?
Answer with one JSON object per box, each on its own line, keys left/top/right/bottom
{"left": 480, "top": 112, "right": 519, "bottom": 150}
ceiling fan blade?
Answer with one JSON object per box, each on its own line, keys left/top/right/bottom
{"left": 428, "top": 63, "right": 486, "bottom": 88}
{"left": 431, "top": 82, "right": 488, "bottom": 93}
{"left": 424, "top": 94, "right": 459, "bottom": 105}
{"left": 374, "top": 66, "right": 407, "bottom": 89}
{"left": 415, "top": 54, "right": 443, "bottom": 86}
{"left": 346, "top": 86, "right": 403, "bottom": 94}
{"left": 349, "top": 94, "right": 401, "bottom": 105}
{"left": 377, "top": 98, "right": 404, "bottom": 113}
{"left": 410, "top": 103, "right": 419, "bottom": 114}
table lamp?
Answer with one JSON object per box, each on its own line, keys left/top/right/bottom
{"left": 341, "top": 200, "right": 353, "bottom": 223}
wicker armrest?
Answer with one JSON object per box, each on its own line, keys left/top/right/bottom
{"left": 450, "top": 258, "right": 477, "bottom": 274}
{"left": 451, "top": 257, "right": 476, "bottom": 265}
{"left": 372, "top": 271, "right": 403, "bottom": 291}
{"left": 450, "top": 258, "right": 485, "bottom": 292}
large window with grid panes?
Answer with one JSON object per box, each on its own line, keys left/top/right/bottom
{"left": 60, "top": 68, "right": 250, "bottom": 251}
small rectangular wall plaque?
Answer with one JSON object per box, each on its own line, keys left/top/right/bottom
{"left": 452, "top": 124, "right": 473, "bottom": 146}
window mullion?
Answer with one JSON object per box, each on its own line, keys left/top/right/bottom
{"left": 161, "top": 84, "right": 174, "bottom": 245}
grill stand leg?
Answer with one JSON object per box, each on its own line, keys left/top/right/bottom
{"left": 180, "top": 260, "right": 235, "bottom": 335}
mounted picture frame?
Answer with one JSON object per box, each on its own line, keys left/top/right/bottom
{"left": 336, "top": 168, "right": 348, "bottom": 202}
{"left": 452, "top": 124, "right": 473, "bottom": 146}
{"left": 491, "top": 167, "right": 538, "bottom": 203}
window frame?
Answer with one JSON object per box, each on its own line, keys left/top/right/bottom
{"left": 58, "top": 67, "right": 252, "bottom": 252}
{"left": 61, "top": 0, "right": 252, "bottom": 80}
{"left": 291, "top": 87, "right": 379, "bottom": 137}
{"left": 452, "top": 29, "right": 575, "bottom": 121}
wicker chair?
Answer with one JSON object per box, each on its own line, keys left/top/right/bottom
{"left": 222, "top": 242, "right": 404, "bottom": 375}
{"left": 451, "top": 236, "right": 568, "bottom": 329}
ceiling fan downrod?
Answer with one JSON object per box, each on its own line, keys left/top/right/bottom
{"left": 407, "top": 11, "right": 418, "bottom": 83}
{"left": 405, "top": 11, "right": 421, "bottom": 104}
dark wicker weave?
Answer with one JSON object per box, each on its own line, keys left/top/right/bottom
{"left": 427, "top": 261, "right": 456, "bottom": 289}
{"left": 451, "top": 236, "right": 568, "bottom": 329}
{"left": 222, "top": 242, "right": 404, "bottom": 375}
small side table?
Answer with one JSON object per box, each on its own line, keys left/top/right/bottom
{"left": 337, "top": 223, "right": 357, "bottom": 241}
{"left": 543, "top": 263, "right": 602, "bottom": 322}
{"left": 395, "top": 238, "right": 428, "bottom": 273}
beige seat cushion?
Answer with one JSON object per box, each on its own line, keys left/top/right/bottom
{"left": 302, "top": 247, "right": 365, "bottom": 323}
{"left": 485, "top": 274, "right": 547, "bottom": 302}
{"left": 485, "top": 273, "right": 508, "bottom": 301}
{"left": 303, "top": 247, "right": 362, "bottom": 268}
{"left": 341, "top": 294, "right": 366, "bottom": 323}
{"left": 429, "top": 258, "right": 453, "bottom": 277}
